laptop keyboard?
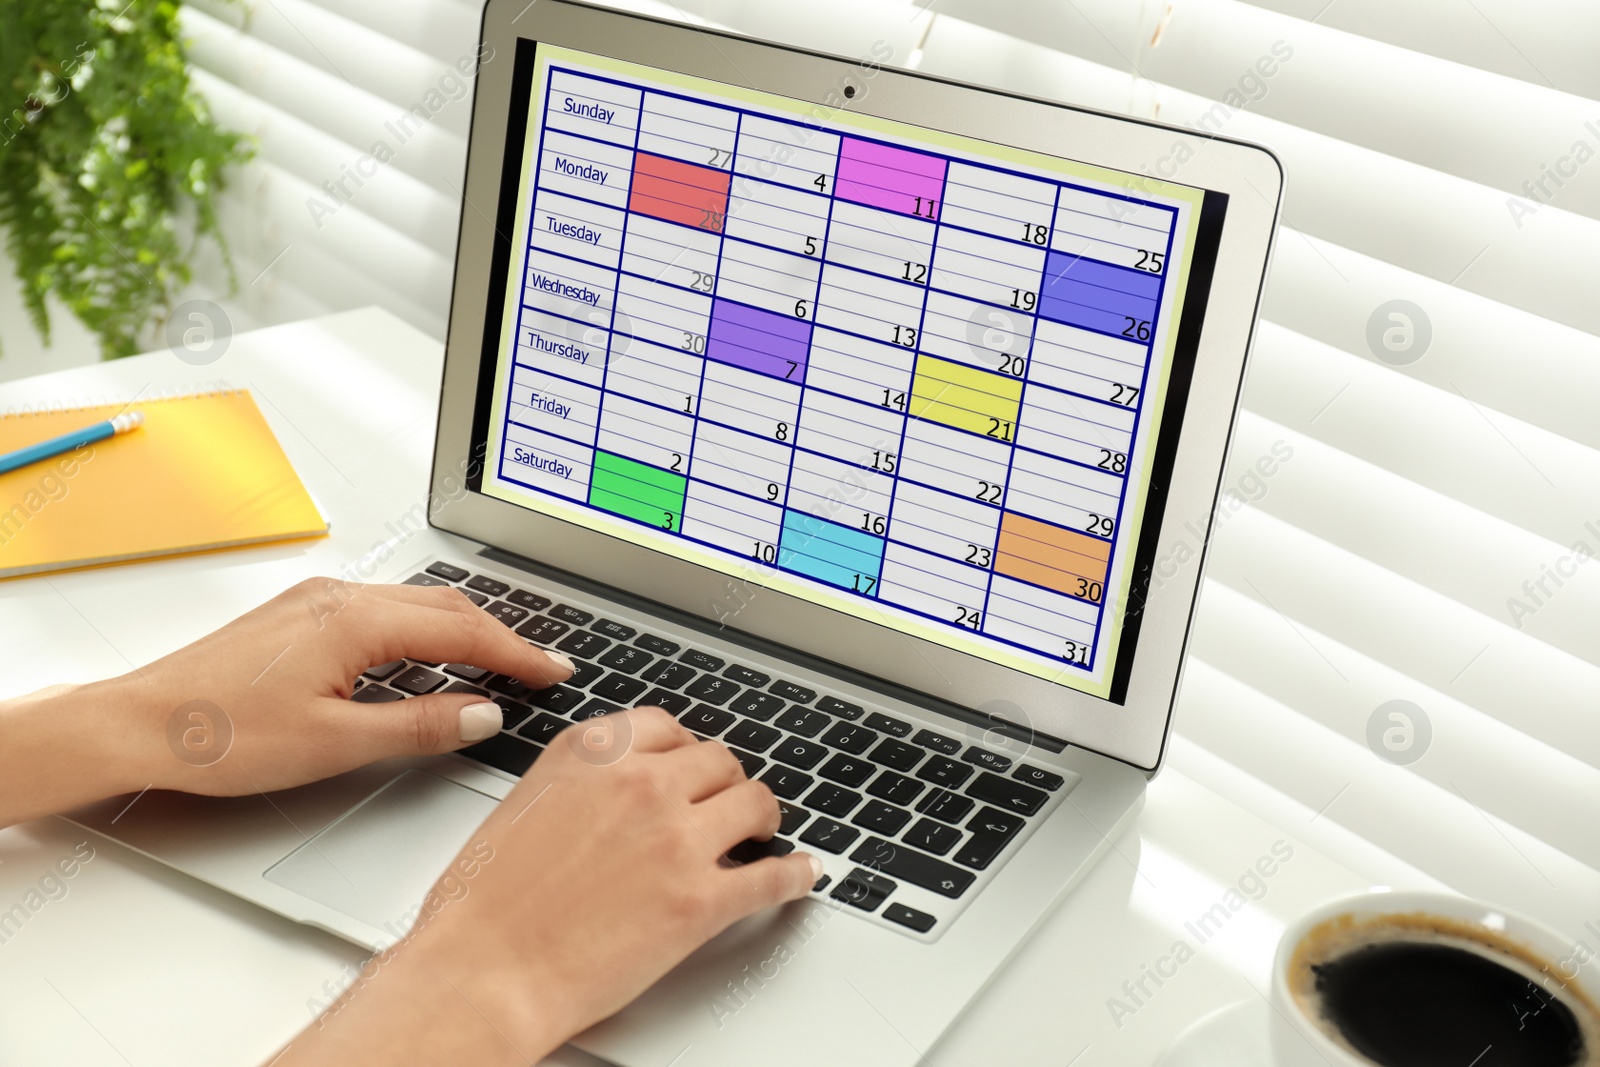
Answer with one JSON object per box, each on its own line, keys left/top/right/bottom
{"left": 353, "top": 561, "right": 1075, "bottom": 937}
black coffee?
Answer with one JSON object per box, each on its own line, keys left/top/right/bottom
{"left": 1312, "top": 939, "right": 1587, "bottom": 1067}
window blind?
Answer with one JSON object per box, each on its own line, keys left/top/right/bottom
{"left": 187, "top": 0, "right": 1600, "bottom": 923}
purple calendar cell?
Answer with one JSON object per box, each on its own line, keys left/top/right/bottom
{"left": 834, "top": 138, "right": 946, "bottom": 220}
{"left": 706, "top": 299, "right": 812, "bottom": 381}
{"left": 1039, "top": 252, "right": 1162, "bottom": 337}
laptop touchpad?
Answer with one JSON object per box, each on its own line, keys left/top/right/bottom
{"left": 264, "top": 769, "right": 500, "bottom": 932}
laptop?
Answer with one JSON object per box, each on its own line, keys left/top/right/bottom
{"left": 67, "top": 2, "right": 1280, "bottom": 1062}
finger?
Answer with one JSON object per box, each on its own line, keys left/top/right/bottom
{"left": 321, "top": 691, "right": 506, "bottom": 764}
{"left": 654, "top": 738, "right": 746, "bottom": 802}
{"left": 616, "top": 705, "right": 698, "bottom": 754}
{"left": 694, "top": 778, "right": 781, "bottom": 851}
{"left": 351, "top": 587, "right": 572, "bottom": 686}
{"left": 718, "top": 852, "right": 823, "bottom": 915}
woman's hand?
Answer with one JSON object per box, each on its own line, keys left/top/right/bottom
{"left": 281, "top": 707, "right": 822, "bottom": 1065}
{"left": 0, "top": 578, "right": 572, "bottom": 823}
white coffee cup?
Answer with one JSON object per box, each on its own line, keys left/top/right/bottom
{"left": 1269, "top": 889, "right": 1599, "bottom": 1067}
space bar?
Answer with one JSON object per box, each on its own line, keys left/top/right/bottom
{"left": 850, "top": 838, "right": 976, "bottom": 899}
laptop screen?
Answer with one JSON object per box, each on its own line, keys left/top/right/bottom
{"left": 472, "top": 41, "right": 1225, "bottom": 704}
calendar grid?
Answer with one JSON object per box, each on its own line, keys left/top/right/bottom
{"left": 496, "top": 61, "right": 1188, "bottom": 676}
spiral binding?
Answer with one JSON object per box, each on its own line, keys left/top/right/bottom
{"left": 0, "top": 382, "right": 241, "bottom": 420}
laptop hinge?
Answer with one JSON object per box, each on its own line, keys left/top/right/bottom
{"left": 476, "top": 545, "right": 1068, "bottom": 756}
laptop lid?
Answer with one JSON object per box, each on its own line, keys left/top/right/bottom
{"left": 430, "top": 0, "right": 1281, "bottom": 772}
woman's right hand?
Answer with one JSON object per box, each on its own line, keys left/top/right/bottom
{"left": 280, "top": 706, "right": 821, "bottom": 1065}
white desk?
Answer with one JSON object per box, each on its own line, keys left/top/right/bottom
{"left": 0, "top": 308, "right": 1556, "bottom": 1066}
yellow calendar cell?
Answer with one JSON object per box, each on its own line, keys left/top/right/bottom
{"left": 908, "top": 355, "right": 1023, "bottom": 440}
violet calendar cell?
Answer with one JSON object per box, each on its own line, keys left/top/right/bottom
{"left": 707, "top": 299, "right": 812, "bottom": 381}
{"left": 1039, "top": 252, "right": 1161, "bottom": 336}
{"left": 834, "top": 138, "right": 947, "bottom": 220}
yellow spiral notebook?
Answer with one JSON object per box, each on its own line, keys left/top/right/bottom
{"left": 0, "top": 389, "right": 329, "bottom": 579}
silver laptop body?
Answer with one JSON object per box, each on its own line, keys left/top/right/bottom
{"left": 68, "top": 3, "right": 1280, "bottom": 1063}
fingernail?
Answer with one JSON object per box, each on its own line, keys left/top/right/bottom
{"left": 804, "top": 853, "right": 824, "bottom": 884}
{"left": 458, "top": 702, "right": 502, "bottom": 742}
{"left": 544, "top": 650, "right": 575, "bottom": 675}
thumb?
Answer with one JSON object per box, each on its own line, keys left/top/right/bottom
{"left": 333, "top": 692, "right": 505, "bottom": 761}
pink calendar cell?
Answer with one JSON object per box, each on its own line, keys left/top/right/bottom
{"left": 834, "top": 138, "right": 947, "bottom": 221}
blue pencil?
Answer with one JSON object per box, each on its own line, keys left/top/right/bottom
{"left": 0, "top": 411, "right": 144, "bottom": 475}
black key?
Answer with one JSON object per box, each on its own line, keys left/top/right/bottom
{"left": 485, "top": 601, "right": 530, "bottom": 628}
{"left": 820, "top": 722, "right": 877, "bottom": 755}
{"left": 818, "top": 753, "right": 874, "bottom": 789}
{"left": 852, "top": 800, "right": 911, "bottom": 836}
{"left": 728, "top": 691, "right": 785, "bottom": 722}
{"left": 597, "top": 645, "right": 653, "bottom": 674}
{"left": 851, "top": 838, "right": 976, "bottom": 898}
{"left": 639, "top": 688, "right": 692, "bottom": 715}
{"left": 684, "top": 675, "right": 739, "bottom": 705}
{"left": 830, "top": 867, "right": 894, "bottom": 910}
{"left": 726, "top": 837, "right": 793, "bottom": 865}
{"left": 759, "top": 766, "right": 813, "bottom": 800}
{"left": 531, "top": 685, "right": 585, "bottom": 714}
{"left": 548, "top": 604, "right": 593, "bottom": 626}
{"left": 903, "top": 818, "right": 961, "bottom": 856}
{"left": 730, "top": 748, "right": 766, "bottom": 778}
{"left": 641, "top": 660, "right": 697, "bottom": 689}
{"left": 883, "top": 903, "right": 936, "bottom": 933}
{"left": 351, "top": 684, "right": 403, "bottom": 703}
{"left": 440, "top": 681, "right": 489, "bottom": 699}
{"left": 968, "top": 772, "right": 1048, "bottom": 816}
{"left": 915, "top": 788, "right": 975, "bottom": 825}
{"left": 591, "top": 673, "right": 648, "bottom": 704}
{"left": 777, "top": 801, "right": 809, "bottom": 836}
{"left": 516, "top": 712, "right": 571, "bottom": 745}
{"left": 635, "top": 633, "right": 680, "bottom": 656}
{"left": 592, "top": 619, "right": 636, "bottom": 641}
{"left": 680, "top": 649, "right": 724, "bottom": 672}
{"left": 681, "top": 705, "right": 735, "bottom": 736}
{"left": 773, "top": 707, "right": 830, "bottom": 738}
{"left": 772, "top": 737, "right": 828, "bottom": 770}
{"left": 912, "top": 729, "right": 962, "bottom": 755}
{"left": 726, "top": 720, "right": 782, "bottom": 753}
{"left": 403, "top": 572, "right": 448, "bottom": 587}
{"left": 459, "top": 733, "right": 540, "bottom": 776}
{"left": 800, "top": 818, "right": 860, "bottom": 855}
{"left": 505, "top": 589, "right": 552, "bottom": 612}
{"left": 568, "top": 660, "right": 604, "bottom": 688}
{"left": 816, "top": 696, "right": 863, "bottom": 720}
{"left": 425, "top": 561, "right": 469, "bottom": 582}
{"left": 863, "top": 712, "right": 911, "bottom": 737}
{"left": 488, "top": 674, "right": 534, "bottom": 701}
{"left": 954, "top": 808, "right": 1025, "bottom": 870}
{"left": 392, "top": 665, "right": 446, "bottom": 695}
{"left": 465, "top": 574, "right": 510, "bottom": 598}
{"left": 574, "top": 698, "right": 620, "bottom": 720}
{"left": 363, "top": 659, "right": 405, "bottom": 681}
{"left": 515, "top": 616, "right": 571, "bottom": 643}
{"left": 867, "top": 770, "right": 924, "bottom": 806}
{"left": 769, "top": 680, "right": 816, "bottom": 704}
{"left": 556, "top": 630, "right": 611, "bottom": 659}
{"left": 443, "top": 663, "right": 491, "bottom": 682}
{"left": 869, "top": 738, "right": 923, "bottom": 772}
{"left": 497, "top": 700, "right": 533, "bottom": 730}
{"left": 460, "top": 590, "right": 489, "bottom": 607}
{"left": 963, "top": 747, "right": 1013, "bottom": 773}
{"left": 917, "top": 755, "right": 974, "bottom": 789}
{"left": 811, "top": 875, "right": 831, "bottom": 894}
{"left": 1013, "top": 764, "right": 1067, "bottom": 791}
{"left": 804, "top": 783, "right": 862, "bottom": 818}
{"left": 724, "top": 664, "right": 769, "bottom": 687}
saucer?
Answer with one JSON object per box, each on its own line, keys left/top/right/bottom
{"left": 1154, "top": 998, "right": 1273, "bottom": 1067}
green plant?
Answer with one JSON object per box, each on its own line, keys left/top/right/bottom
{"left": 0, "top": 0, "right": 251, "bottom": 358}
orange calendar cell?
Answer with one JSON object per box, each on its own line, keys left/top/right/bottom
{"left": 628, "top": 152, "right": 732, "bottom": 232}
